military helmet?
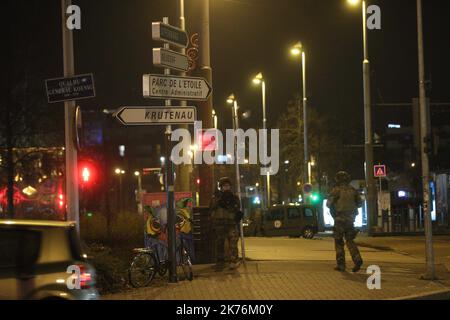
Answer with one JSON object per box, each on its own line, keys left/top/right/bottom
{"left": 335, "top": 171, "right": 351, "bottom": 184}
{"left": 218, "top": 177, "right": 232, "bottom": 188}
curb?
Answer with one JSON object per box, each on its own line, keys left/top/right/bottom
{"left": 390, "top": 288, "right": 450, "bottom": 300}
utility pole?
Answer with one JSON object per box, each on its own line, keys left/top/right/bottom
{"left": 61, "top": 0, "right": 79, "bottom": 231}
{"left": 196, "top": 0, "right": 214, "bottom": 205}
{"left": 232, "top": 100, "right": 246, "bottom": 264}
{"left": 417, "top": 0, "right": 436, "bottom": 280}
{"left": 362, "top": 0, "right": 377, "bottom": 235}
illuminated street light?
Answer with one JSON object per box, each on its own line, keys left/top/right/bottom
{"left": 252, "top": 72, "right": 270, "bottom": 210}
{"left": 347, "top": 0, "right": 361, "bottom": 6}
{"left": 347, "top": 0, "right": 377, "bottom": 234}
{"left": 134, "top": 171, "right": 140, "bottom": 176}
{"left": 290, "top": 42, "right": 302, "bottom": 56}
{"left": 252, "top": 72, "right": 263, "bottom": 85}
{"left": 290, "top": 42, "right": 309, "bottom": 184}
{"left": 115, "top": 168, "right": 121, "bottom": 175}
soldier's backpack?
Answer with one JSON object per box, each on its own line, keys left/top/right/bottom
{"left": 335, "top": 186, "right": 359, "bottom": 212}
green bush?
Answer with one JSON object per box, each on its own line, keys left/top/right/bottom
{"left": 80, "top": 212, "right": 145, "bottom": 294}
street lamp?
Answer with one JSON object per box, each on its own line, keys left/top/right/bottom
{"left": 114, "top": 168, "right": 125, "bottom": 212}
{"left": 226, "top": 94, "right": 246, "bottom": 263}
{"left": 290, "top": 42, "right": 309, "bottom": 184}
{"left": 134, "top": 171, "right": 143, "bottom": 215}
{"left": 348, "top": 0, "right": 377, "bottom": 234}
{"left": 226, "top": 94, "right": 242, "bottom": 196}
{"left": 252, "top": 73, "right": 271, "bottom": 209}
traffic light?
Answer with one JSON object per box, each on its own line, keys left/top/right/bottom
{"left": 196, "top": 178, "right": 201, "bottom": 185}
{"left": 310, "top": 192, "right": 321, "bottom": 204}
{"left": 82, "top": 167, "right": 90, "bottom": 183}
{"left": 79, "top": 162, "right": 97, "bottom": 187}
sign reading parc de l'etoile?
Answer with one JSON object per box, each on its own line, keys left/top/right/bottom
{"left": 45, "top": 73, "right": 95, "bottom": 103}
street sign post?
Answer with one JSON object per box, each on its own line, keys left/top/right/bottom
{"left": 115, "top": 106, "right": 196, "bottom": 126}
{"left": 153, "top": 48, "right": 189, "bottom": 72}
{"left": 45, "top": 73, "right": 95, "bottom": 103}
{"left": 374, "top": 165, "right": 387, "bottom": 178}
{"left": 152, "top": 22, "right": 189, "bottom": 48}
{"left": 143, "top": 74, "right": 212, "bottom": 101}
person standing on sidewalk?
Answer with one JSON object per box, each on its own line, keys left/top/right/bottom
{"left": 209, "top": 177, "right": 243, "bottom": 271}
{"left": 326, "top": 171, "right": 364, "bottom": 272}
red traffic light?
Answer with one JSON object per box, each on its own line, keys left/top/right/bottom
{"left": 79, "top": 162, "right": 97, "bottom": 185}
{"left": 82, "top": 167, "right": 90, "bottom": 182}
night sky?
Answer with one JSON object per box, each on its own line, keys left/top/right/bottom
{"left": 6, "top": 0, "right": 450, "bottom": 145}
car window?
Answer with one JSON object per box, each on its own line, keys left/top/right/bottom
{"left": 267, "top": 209, "right": 284, "bottom": 221}
{"left": 288, "top": 208, "right": 302, "bottom": 219}
{"left": 304, "top": 208, "right": 314, "bottom": 218}
{"left": 0, "top": 229, "right": 41, "bottom": 268}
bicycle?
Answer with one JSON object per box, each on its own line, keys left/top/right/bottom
{"left": 128, "top": 232, "right": 193, "bottom": 288}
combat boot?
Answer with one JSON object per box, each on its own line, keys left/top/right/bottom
{"left": 352, "top": 260, "right": 363, "bottom": 273}
{"left": 334, "top": 265, "right": 346, "bottom": 272}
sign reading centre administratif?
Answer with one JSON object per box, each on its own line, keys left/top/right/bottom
{"left": 143, "top": 74, "right": 212, "bottom": 101}
{"left": 45, "top": 73, "right": 95, "bottom": 103}
{"left": 115, "top": 106, "right": 197, "bottom": 126}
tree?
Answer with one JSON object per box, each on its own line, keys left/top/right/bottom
{"left": 276, "top": 95, "right": 342, "bottom": 202}
{"left": 1, "top": 1, "right": 63, "bottom": 217}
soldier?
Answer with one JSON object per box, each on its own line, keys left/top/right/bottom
{"left": 326, "top": 171, "right": 363, "bottom": 272}
{"left": 210, "top": 177, "right": 243, "bottom": 270}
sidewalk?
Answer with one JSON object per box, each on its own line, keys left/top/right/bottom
{"left": 102, "top": 259, "right": 450, "bottom": 300}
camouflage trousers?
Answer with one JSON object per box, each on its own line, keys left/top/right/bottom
{"left": 333, "top": 214, "right": 362, "bottom": 267}
{"left": 212, "top": 221, "right": 239, "bottom": 264}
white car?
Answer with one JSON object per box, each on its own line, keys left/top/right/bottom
{"left": 0, "top": 220, "right": 99, "bottom": 300}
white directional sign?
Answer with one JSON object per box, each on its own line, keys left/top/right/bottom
{"left": 115, "top": 106, "right": 197, "bottom": 126}
{"left": 153, "top": 48, "right": 189, "bottom": 72}
{"left": 152, "top": 22, "right": 189, "bottom": 48}
{"left": 143, "top": 74, "right": 212, "bottom": 101}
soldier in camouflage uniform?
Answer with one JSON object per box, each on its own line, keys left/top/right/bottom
{"left": 326, "top": 171, "right": 364, "bottom": 272}
{"left": 210, "top": 177, "right": 243, "bottom": 270}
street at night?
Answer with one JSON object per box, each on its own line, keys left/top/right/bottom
{"left": 1, "top": 0, "right": 450, "bottom": 311}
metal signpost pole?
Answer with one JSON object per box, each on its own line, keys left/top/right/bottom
{"left": 61, "top": 0, "right": 79, "bottom": 232}
{"left": 161, "top": 17, "right": 177, "bottom": 283}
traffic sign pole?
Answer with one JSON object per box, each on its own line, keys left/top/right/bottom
{"left": 61, "top": 0, "right": 79, "bottom": 233}
{"left": 162, "top": 17, "right": 178, "bottom": 284}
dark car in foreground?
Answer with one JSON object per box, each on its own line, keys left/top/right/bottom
{"left": 0, "top": 220, "right": 98, "bottom": 300}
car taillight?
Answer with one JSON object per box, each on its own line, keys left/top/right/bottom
{"left": 77, "top": 264, "right": 94, "bottom": 289}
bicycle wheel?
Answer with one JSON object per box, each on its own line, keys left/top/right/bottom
{"left": 180, "top": 247, "right": 193, "bottom": 281}
{"left": 128, "top": 253, "right": 157, "bottom": 288}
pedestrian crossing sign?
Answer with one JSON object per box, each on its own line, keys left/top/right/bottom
{"left": 374, "top": 165, "right": 387, "bottom": 178}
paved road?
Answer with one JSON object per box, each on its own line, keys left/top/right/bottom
{"left": 244, "top": 235, "right": 424, "bottom": 265}
{"left": 354, "top": 234, "right": 450, "bottom": 270}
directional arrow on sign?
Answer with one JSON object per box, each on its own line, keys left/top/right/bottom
{"left": 115, "top": 106, "right": 197, "bottom": 126}
{"left": 153, "top": 48, "right": 189, "bottom": 72}
{"left": 143, "top": 74, "right": 212, "bottom": 101}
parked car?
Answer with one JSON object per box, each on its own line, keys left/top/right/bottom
{"left": 0, "top": 220, "right": 98, "bottom": 300}
{"left": 244, "top": 204, "right": 319, "bottom": 239}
